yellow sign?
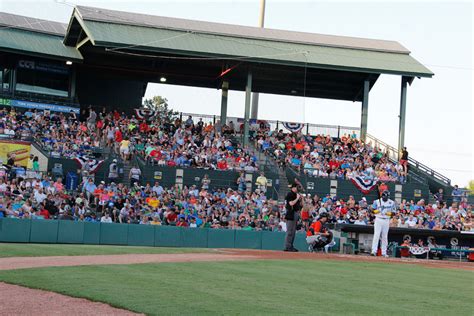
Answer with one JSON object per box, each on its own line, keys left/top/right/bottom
{"left": 0, "top": 140, "right": 31, "bottom": 167}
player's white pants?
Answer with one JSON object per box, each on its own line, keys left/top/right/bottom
{"left": 371, "top": 217, "right": 390, "bottom": 255}
{"left": 306, "top": 235, "right": 321, "bottom": 244}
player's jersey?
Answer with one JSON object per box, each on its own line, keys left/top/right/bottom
{"left": 372, "top": 199, "right": 396, "bottom": 219}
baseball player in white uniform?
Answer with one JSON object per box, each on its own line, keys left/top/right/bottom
{"left": 371, "top": 190, "right": 396, "bottom": 257}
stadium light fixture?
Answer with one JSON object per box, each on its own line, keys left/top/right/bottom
{"left": 65, "top": 60, "right": 73, "bottom": 65}
{"left": 160, "top": 77, "right": 167, "bottom": 82}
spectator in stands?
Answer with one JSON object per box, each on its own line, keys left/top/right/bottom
{"left": 129, "top": 165, "right": 141, "bottom": 186}
{"left": 108, "top": 159, "right": 119, "bottom": 183}
{"left": 451, "top": 185, "right": 463, "bottom": 203}
{"left": 255, "top": 172, "right": 268, "bottom": 193}
{"left": 434, "top": 188, "right": 444, "bottom": 204}
{"left": 400, "top": 147, "right": 408, "bottom": 173}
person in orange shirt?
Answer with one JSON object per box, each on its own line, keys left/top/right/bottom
{"left": 204, "top": 123, "right": 214, "bottom": 133}
{"left": 93, "top": 183, "right": 105, "bottom": 204}
{"left": 306, "top": 213, "right": 332, "bottom": 252}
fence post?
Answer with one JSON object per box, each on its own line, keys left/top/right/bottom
{"left": 213, "top": 115, "right": 216, "bottom": 125}
{"left": 179, "top": 112, "right": 182, "bottom": 123}
{"left": 337, "top": 126, "right": 341, "bottom": 139}
{"left": 276, "top": 120, "right": 279, "bottom": 130}
{"left": 306, "top": 123, "right": 309, "bottom": 135}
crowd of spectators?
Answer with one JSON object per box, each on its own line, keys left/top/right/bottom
{"left": 1, "top": 107, "right": 99, "bottom": 158}
{"left": 0, "top": 161, "right": 471, "bottom": 232}
{"left": 254, "top": 126, "right": 407, "bottom": 183}
{"left": 0, "top": 107, "right": 259, "bottom": 172}
{"left": 0, "top": 106, "right": 472, "bottom": 233}
{"left": 300, "top": 193, "right": 472, "bottom": 232}
{"left": 138, "top": 115, "right": 258, "bottom": 171}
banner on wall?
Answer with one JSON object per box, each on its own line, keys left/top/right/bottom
{"left": 282, "top": 122, "right": 304, "bottom": 133}
{"left": 74, "top": 156, "right": 104, "bottom": 173}
{"left": 0, "top": 140, "right": 31, "bottom": 167}
{"left": 349, "top": 176, "right": 378, "bottom": 195}
{"left": 0, "top": 98, "right": 80, "bottom": 114}
{"left": 135, "top": 108, "right": 157, "bottom": 120}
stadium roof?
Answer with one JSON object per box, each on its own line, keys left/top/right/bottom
{"left": 0, "top": 7, "right": 433, "bottom": 101}
{"left": 0, "top": 12, "right": 83, "bottom": 61}
{"left": 64, "top": 6, "right": 433, "bottom": 78}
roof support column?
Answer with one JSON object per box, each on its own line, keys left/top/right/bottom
{"left": 360, "top": 79, "right": 370, "bottom": 142}
{"left": 398, "top": 76, "right": 409, "bottom": 157}
{"left": 243, "top": 71, "right": 252, "bottom": 147}
{"left": 220, "top": 81, "right": 229, "bottom": 128}
{"left": 250, "top": 92, "right": 259, "bottom": 119}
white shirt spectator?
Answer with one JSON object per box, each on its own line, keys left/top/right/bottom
{"left": 278, "top": 220, "right": 287, "bottom": 232}
{"left": 101, "top": 215, "right": 112, "bottom": 223}
{"left": 34, "top": 191, "right": 47, "bottom": 204}
{"left": 406, "top": 217, "right": 417, "bottom": 228}
{"left": 152, "top": 184, "right": 164, "bottom": 196}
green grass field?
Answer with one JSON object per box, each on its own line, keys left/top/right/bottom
{"left": 0, "top": 243, "right": 209, "bottom": 258}
{"left": 0, "top": 259, "right": 471, "bottom": 315}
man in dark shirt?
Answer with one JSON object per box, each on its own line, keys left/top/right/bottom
{"left": 284, "top": 183, "right": 303, "bottom": 252}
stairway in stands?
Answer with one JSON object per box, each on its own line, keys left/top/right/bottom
{"left": 365, "top": 134, "right": 453, "bottom": 194}
{"left": 277, "top": 167, "right": 290, "bottom": 202}
{"left": 243, "top": 137, "right": 291, "bottom": 202}
{"left": 121, "top": 160, "right": 132, "bottom": 187}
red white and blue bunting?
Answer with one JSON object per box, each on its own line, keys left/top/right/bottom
{"left": 409, "top": 246, "right": 430, "bottom": 255}
{"left": 349, "top": 176, "right": 378, "bottom": 195}
{"left": 74, "top": 156, "right": 104, "bottom": 173}
{"left": 282, "top": 122, "right": 304, "bottom": 133}
{"left": 135, "top": 108, "right": 157, "bottom": 120}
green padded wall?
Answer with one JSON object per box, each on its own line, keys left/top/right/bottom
{"left": 57, "top": 220, "right": 84, "bottom": 244}
{"left": 83, "top": 222, "right": 100, "bottom": 244}
{"left": 100, "top": 223, "right": 128, "bottom": 245}
{"left": 182, "top": 228, "right": 208, "bottom": 248}
{"left": 0, "top": 218, "right": 31, "bottom": 242}
{"left": 207, "top": 229, "right": 235, "bottom": 248}
{"left": 155, "top": 225, "right": 183, "bottom": 247}
{"left": 30, "top": 220, "right": 58, "bottom": 243}
{"left": 293, "top": 233, "right": 309, "bottom": 252}
{"left": 235, "top": 230, "right": 262, "bottom": 249}
{"left": 261, "top": 231, "right": 286, "bottom": 250}
{"left": 128, "top": 224, "right": 154, "bottom": 247}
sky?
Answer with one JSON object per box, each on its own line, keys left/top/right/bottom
{"left": 1, "top": 0, "right": 473, "bottom": 187}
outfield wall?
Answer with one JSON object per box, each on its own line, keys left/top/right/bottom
{"left": 0, "top": 218, "right": 309, "bottom": 251}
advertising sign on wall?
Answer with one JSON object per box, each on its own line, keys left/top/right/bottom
{"left": 0, "top": 140, "right": 31, "bottom": 167}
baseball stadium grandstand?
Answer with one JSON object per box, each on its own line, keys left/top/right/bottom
{"left": 0, "top": 3, "right": 472, "bottom": 315}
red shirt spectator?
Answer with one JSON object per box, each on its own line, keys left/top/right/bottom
{"left": 39, "top": 209, "right": 50, "bottom": 219}
{"left": 328, "top": 160, "right": 339, "bottom": 170}
{"left": 115, "top": 129, "right": 123, "bottom": 142}
{"left": 139, "top": 122, "right": 149, "bottom": 133}
{"left": 113, "top": 110, "right": 120, "bottom": 120}
{"left": 177, "top": 218, "right": 188, "bottom": 227}
{"left": 217, "top": 160, "right": 228, "bottom": 170}
{"left": 167, "top": 211, "right": 177, "bottom": 223}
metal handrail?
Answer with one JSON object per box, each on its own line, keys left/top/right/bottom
{"left": 180, "top": 112, "right": 360, "bottom": 135}
{"left": 366, "top": 133, "right": 451, "bottom": 186}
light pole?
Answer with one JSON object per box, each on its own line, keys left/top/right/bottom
{"left": 250, "top": 0, "right": 265, "bottom": 120}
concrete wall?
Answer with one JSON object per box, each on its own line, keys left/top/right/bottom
{"left": 30, "top": 143, "right": 48, "bottom": 172}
